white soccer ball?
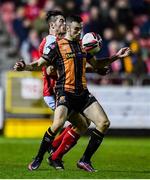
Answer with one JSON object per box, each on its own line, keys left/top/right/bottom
{"left": 82, "top": 32, "right": 102, "bottom": 54}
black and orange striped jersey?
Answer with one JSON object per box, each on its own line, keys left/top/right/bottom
{"left": 42, "top": 38, "right": 92, "bottom": 94}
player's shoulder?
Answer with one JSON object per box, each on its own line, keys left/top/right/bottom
{"left": 45, "top": 34, "right": 57, "bottom": 45}
{"left": 42, "top": 35, "right": 58, "bottom": 55}
{"left": 39, "top": 35, "right": 56, "bottom": 49}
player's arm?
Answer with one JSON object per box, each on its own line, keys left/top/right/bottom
{"left": 85, "top": 63, "right": 110, "bottom": 76}
{"left": 13, "top": 42, "right": 58, "bottom": 72}
{"left": 87, "top": 47, "right": 131, "bottom": 69}
{"left": 13, "top": 57, "right": 48, "bottom": 71}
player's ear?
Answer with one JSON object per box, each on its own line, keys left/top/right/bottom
{"left": 50, "top": 22, "right": 55, "bottom": 29}
{"left": 66, "top": 25, "right": 70, "bottom": 32}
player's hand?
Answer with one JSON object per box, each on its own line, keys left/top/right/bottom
{"left": 95, "top": 66, "right": 110, "bottom": 76}
{"left": 46, "top": 65, "right": 56, "bottom": 76}
{"left": 116, "top": 47, "right": 131, "bottom": 58}
{"left": 13, "top": 60, "right": 26, "bottom": 71}
{"left": 46, "top": 65, "right": 55, "bottom": 75}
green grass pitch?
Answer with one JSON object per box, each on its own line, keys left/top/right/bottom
{"left": 0, "top": 136, "right": 150, "bottom": 179}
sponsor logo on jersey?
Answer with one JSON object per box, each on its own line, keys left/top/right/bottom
{"left": 59, "top": 96, "right": 66, "bottom": 103}
{"left": 66, "top": 53, "right": 76, "bottom": 59}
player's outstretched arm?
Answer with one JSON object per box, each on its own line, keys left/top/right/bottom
{"left": 88, "top": 47, "right": 131, "bottom": 69}
{"left": 13, "top": 57, "right": 48, "bottom": 71}
{"left": 86, "top": 63, "right": 110, "bottom": 76}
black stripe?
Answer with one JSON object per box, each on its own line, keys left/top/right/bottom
{"left": 55, "top": 42, "right": 66, "bottom": 92}
{"left": 69, "top": 41, "right": 78, "bottom": 93}
{"left": 76, "top": 42, "right": 84, "bottom": 91}
{"left": 72, "top": 41, "right": 84, "bottom": 93}
{"left": 76, "top": 43, "right": 83, "bottom": 91}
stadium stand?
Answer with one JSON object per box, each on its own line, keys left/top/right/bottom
{"left": 0, "top": 0, "right": 149, "bottom": 80}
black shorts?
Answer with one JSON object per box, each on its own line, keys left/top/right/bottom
{"left": 55, "top": 89, "right": 97, "bottom": 113}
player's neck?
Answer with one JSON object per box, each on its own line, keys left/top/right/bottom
{"left": 49, "top": 30, "right": 62, "bottom": 39}
{"left": 65, "top": 34, "right": 73, "bottom": 41}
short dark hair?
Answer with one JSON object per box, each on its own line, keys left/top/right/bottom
{"left": 66, "top": 15, "right": 82, "bottom": 24}
{"left": 46, "top": 10, "right": 65, "bottom": 23}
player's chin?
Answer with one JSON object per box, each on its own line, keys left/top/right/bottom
{"left": 75, "top": 35, "right": 80, "bottom": 40}
{"left": 61, "top": 28, "right": 66, "bottom": 35}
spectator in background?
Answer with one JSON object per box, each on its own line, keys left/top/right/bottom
{"left": 64, "top": 0, "right": 76, "bottom": 16}
{"left": 132, "top": 42, "right": 147, "bottom": 77}
{"left": 43, "top": 0, "right": 55, "bottom": 11}
{"left": 108, "top": 8, "right": 118, "bottom": 28}
{"left": 0, "top": 1, "right": 15, "bottom": 34}
{"left": 108, "top": 40, "right": 123, "bottom": 74}
{"left": 24, "top": 0, "right": 40, "bottom": 21}
{"left": 132, "top": 51, "right": 148, "bottom": 77}
{"left": 139, "top": 36, "right": 150, "bottom": 74}
{"left": 80, "top": 0, "right": 91, "bottom": 12}
{"left": 140, "top": 16, "right": 150, "bottom": 37}
{"left": 116, "top": 0, "right": 133, "bottom": 29}
{"left": 20, "top": 29, "right": 40, "bottom": 63}
{"left": 144, "top": 51, "right": 150, "bottom": 75}
{"left": 12, "top": 6, "right": 31, "bottom": 47}
{"left": 33, "top": 10, "right": 48, "bottom": 38}
{"left": 38, "top": 0, "right": 47, "bottom": 9}
{"left": 80, "top": 0, "right": 91, "bottom": 25}
{"left": 100, "top": 28, "right": 113, "bottom": 58}
{"left": 83, "top": 6, "right": 101, "bottom": 34}
{"left": 0, "top": 0, "right": 150, "bottom": 85}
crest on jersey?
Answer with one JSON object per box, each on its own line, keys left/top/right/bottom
{"left": 44, "top": 42, "right": 56, "bottom": 55}
{"left": 59, "top": 96, "right": 66, "bottom": 103}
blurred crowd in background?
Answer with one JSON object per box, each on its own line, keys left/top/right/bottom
{"left": 0, "top": 0, "right": 150, "bottom": 85}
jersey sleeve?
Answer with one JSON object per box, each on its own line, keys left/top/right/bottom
{"left": 41, "top": 35, "right": 58, "bottom": 64}
{"left": 42, "top": 41, "right": 58, "bottom": 64}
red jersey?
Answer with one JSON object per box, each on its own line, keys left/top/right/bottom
{"left": 39, "top": 35, "right": 56, "bottom": 96}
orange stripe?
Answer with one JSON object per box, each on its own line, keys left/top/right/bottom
{"left": 82, "top": 58, "right": 87, "bottom": 89}
{"left": 57, "top": 39, "right": 87, "bottom": 92}
{"left": 58, "top": 40, "right": 75, "bottom": 92}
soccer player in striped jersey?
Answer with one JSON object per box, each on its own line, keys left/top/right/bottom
{"left": 14, "top": 14, "right": 131, "bottom": 172}
{"left": 14, "top": 11, "right": 92, "bottom": 171}
{"left": 36, "top": 11, "right": 110, "bottom": 171}
{"left": 38, "top": 26, "right": 91, "bottom": 170}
